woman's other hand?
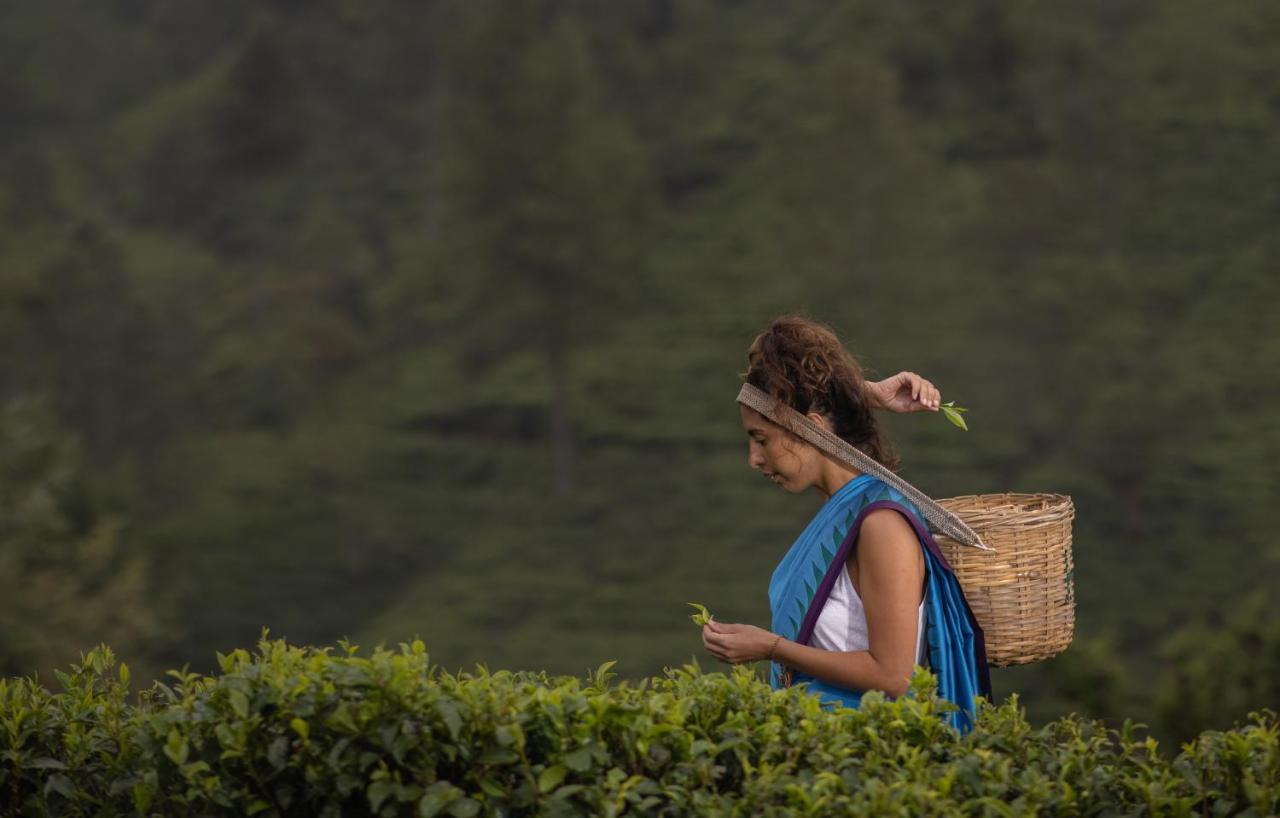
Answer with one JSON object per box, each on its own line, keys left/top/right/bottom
{"left": 702, "top": 620, "right": 777, "bottom": 665}
{"left": 867, "top": 371, "right": 940, "bottom": 413}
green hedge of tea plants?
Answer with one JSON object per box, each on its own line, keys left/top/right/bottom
{"left": 1, "top": 640, "right": 1276, "bottom": 816}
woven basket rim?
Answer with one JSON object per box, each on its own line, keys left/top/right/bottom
{"left": 937, "top": 491, "right": 1072, "bottom": 506}
{"left": 936, "top": 493, "right": 1073, "bottom": 533}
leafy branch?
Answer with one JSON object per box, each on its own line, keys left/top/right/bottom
{"left": 687, "top": 602, "right": 713, "bottom": 627}
{"left": 940, "top": 402, "right": 969, "bottom": 431}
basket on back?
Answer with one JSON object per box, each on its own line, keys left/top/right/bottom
{"left": 934, "top": 493, "right": 1075, "bottom": 667}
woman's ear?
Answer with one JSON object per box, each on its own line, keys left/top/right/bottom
{"left": 805, "top": 412, "right": 832, "bottom": 432}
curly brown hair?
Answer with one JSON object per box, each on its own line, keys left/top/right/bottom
{"left": 744, "top": 315, "right": 899, "bottom": 470}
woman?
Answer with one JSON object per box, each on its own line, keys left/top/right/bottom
{"left": 701, "top": 315, "right": 991, "bottom": 729}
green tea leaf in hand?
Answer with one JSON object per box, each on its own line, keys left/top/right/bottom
{"left": 940, "top": 402, "right": 969, "bottom": 431}
{"left": 687, "top": 603, "right": 713, "bottom": 627}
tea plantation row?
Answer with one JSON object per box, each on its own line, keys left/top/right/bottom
{"left": 1, "top": 639, "right": 1276, "bottom": 816}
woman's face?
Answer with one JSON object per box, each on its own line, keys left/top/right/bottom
{"left": 740, "top": 404, "right": 824, "bottom": 493}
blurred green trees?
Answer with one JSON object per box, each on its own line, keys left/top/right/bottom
{"left": 1156, "top": 593, "right": 1280, "bottom": 742}
{"left": 0, "top": 400, "right": 159, "bottom": 677}
{"left": 435, "top": 0, "right": 656, "bottom": 494}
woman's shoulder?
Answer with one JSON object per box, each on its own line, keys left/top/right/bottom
{"left": 826, "top": 476, "right": 927, "bottom": 534}
{"left": 856, "top": 506, "right": 926, "bottom": 577}
{"left": 851, "top": 479, "right": 928, "bottom": 545}
{"left": 850, "top": 478, "right": 924, "bottom": 518}
{"left": 859, "top": 505, "right": 919, "bottom": 542}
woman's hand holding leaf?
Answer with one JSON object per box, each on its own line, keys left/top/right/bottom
{"left": 702, "top": 620, "right": 777, "bottom": 665}
{"left": 868, "top": 371, "right": 941, "bottom": 413}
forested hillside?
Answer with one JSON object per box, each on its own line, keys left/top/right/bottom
{"left": 1, "top": 0, "right": 1277, "bottom": 742}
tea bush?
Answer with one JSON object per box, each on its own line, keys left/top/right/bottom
{"left": 1, "top": 639, "right": 1276, "bottom": 817}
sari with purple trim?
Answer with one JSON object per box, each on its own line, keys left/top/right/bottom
{"left": 767, "top": 474, "right": 993, "bottom": 731}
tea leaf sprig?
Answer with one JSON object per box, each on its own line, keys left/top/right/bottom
{"left": 940, "top": 401, "right": 969, "bottom": 431}
{"left": 688, "top": 602, "right": 713, "bottom": 627}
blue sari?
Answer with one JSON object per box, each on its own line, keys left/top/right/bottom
{"left": 768, "top": 474, "right": 992, "bottom": 731}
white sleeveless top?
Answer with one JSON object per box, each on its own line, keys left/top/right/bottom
{"left": 810, "top": 563, "right": 928, "bottom": 665}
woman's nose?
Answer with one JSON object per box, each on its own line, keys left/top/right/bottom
{"left": 747, "top": 447, "right": 765, "bottom": 470}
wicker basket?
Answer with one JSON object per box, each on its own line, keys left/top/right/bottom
{"left": 933, "top": 493, "right": 1075, "bottom": 667}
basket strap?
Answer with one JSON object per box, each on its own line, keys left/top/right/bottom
{"left": 737, "top": 383, "right": 990, "bottom": 550}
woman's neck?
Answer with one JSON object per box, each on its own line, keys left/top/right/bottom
{"left": 815, "top": 461, "right": 862, "bottom": 500}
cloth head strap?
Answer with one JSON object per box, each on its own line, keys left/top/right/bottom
{"left": 736, "top": 382, "right": 989, "bottom": 549}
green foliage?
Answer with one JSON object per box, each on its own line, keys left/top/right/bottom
{"left": 1156, "top": 592, "right": 1280, "bottom": 744}
{"left": 0, "top": 641, "right": 1276, "bottom": 817}
{"left": 0, "top": 400, "right": 160, "bottom": 678}
{"left": 687, "top": 603, "right": 713, "bottom": 628}
{"left": 939, "top": 402, "right": 969, "bottom": 432}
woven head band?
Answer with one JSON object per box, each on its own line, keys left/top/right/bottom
{"left": 736, "top": 382, "right": 989, "bottom": 549}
